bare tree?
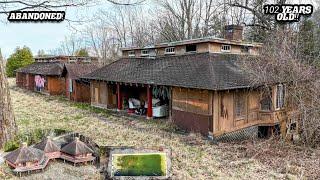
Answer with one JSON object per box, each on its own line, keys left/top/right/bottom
{"left": 240, "top": 28, "right": 320, "bottom": 146}
{"left": 84, "top": 22, "right": 121, "bottom": 64}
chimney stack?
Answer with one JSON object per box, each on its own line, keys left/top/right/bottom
{"left": 224, "top": 25, "right": 243, "bottom": 41}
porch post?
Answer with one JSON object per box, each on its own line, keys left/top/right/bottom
{"left": 117, "top": 83, "right": 122, "bottom": 111}
{"left": 147, "top": 85, "right": 153, "bottom": 119}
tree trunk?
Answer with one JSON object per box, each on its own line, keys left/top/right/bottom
{"left": 0, "top": 50, "right": 17, "bottom": 148}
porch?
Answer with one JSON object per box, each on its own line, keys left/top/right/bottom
{"left": 91, "top": 81, "right": 171, "bottom": 119}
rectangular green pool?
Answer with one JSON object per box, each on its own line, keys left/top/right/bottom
{"left": 112, "top": 153, "right": 167, "bottom": 176}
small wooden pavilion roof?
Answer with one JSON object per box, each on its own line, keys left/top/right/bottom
{"left": 4, "top": 142, "right": 45, "bottom": 164}
{"left": 61, "top": 137, "right": 94, "bottom": 156}
{"left": 33, "top": 136, "right": 60, "bottom": 153}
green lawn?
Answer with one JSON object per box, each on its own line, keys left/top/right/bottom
{"left": 113, "top": 153, "right": 167, "bottom": 176}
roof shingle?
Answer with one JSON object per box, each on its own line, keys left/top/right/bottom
{"left": 82, "top": 53, "right": 252, "bottom": 90}
{"left": 16, "top": 62, "right": 64, "bottom": 76}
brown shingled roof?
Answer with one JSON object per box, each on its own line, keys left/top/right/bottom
{"left": 61, "top": 138, "right": 94, "bottom": 156}
{"left": 82, "top": 53, "right": 252, "bottom": 90}
{"left": 33, "top": 136, "right": 60, "bottom": 153}
{"left": 16, "top": 62, "right": 64, "bottom": 76}
{"left": 64, "top": 63, "right": 99, "bottom": 79}
{"left": 4, "top": 143, "right": 45, "bottom": 164}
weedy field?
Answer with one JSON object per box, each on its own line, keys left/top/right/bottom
{"left": 1, "top": 78, "right": 319, "bottom": 179}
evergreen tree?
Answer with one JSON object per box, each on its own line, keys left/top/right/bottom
{"left": 6, "top": 46, "right": 34, "bottom": 77}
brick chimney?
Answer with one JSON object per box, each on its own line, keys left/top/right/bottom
{"left": 224, "top": 25, "right": 243, "bottom": 41}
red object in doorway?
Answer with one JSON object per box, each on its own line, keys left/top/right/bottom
{"left": 147, "top": 85, "right": 153, "bottom": 118}
{"left": 117, "top": 83, "right": 122, "bottom": 110}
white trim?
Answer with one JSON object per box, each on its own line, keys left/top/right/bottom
{"left": 141, "top": 49, "right": 149, "bottom": 56}
{"left": 164, "top": 47, "right": 175, "bottom": 54}
{"left": 221, "top": 44, "right": 231, "bottom": 52}
{"left": 128, "top": 50, "right": 135, "bottom": 57}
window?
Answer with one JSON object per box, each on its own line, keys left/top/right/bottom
{"left": 221, "top": 45, "right": 231, "bottom": 52}
{"left": 128, "top": 51, "right": 135, "bottom": 57}
{"left": 141, "top": 49, "right": 149, "bottom": 56}
{"left": 276, "top": 84, "right": 285, "bottom": 109}
{"left": 186, "top": 44, "right": 197, "bottom": 52}
{"left": 260, "top": 90, "right": 272, "bottom": 111}
{"left": 235, "top": 93, "right": 246, "bottom": 119}
{"left": 165, "top": 47, "right": 175, "bottom": 54}
{"left": 241, "top": 46, "right": 249, "bottom": 53}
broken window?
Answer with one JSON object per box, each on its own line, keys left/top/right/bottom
{"left": 241, "top": 46, "right": 249, "bottom": 53}
{"left": 141, "top": 49, "right": 149, "bottom": 56}
{"left": 186, "top": 44, "right": 197, "bottom": 52}
{"left": 260, "top": 89, "right": 272, "bottom": 111}
{"left": 128, "top": 51, "right": 135, "bottom": 57}
{"left": 235, "top": 93, "right": 246, "bottom": 119}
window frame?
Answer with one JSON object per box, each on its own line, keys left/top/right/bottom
{"left": 221, "top": 44, "right": 231, "bottom": 52}
{"left": 260, "top": 89, "right": 273, "bottom": 112}
{"left": 128, "top": 50, "right": 135, "bottom": 57}
{"left": 234, "top": 92, "right": 247, "bottom": 120}
{"left": 275, "top": 84, "right": 285, "bottom": 110}
{"left": 165, "top": 47, "right": 175, "bottom": 54}
{"left": 141, "top": 49, "right": 149, "bottom": 56}
{"left": 186, "top": 44, "right": 197, "bottom": 53}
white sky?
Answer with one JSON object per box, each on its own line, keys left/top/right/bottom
{"left": 0, "top": 0, "right": 318, "bottom": 58}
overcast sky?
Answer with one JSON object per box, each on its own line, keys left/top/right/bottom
{"left": 0, "top": 3, "right": 108, "bottom": 58}
{"left": 0, "top": 0, "right": 317, "bottom": 58}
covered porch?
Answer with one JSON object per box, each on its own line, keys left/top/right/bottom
{"left": 91, "top": 80, "right": 171, "bottom": 119}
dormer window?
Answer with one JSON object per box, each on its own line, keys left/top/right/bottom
{"left": 186, "top": 44, "right": 197, "bottom": 53}
{"left": 141, "top": 50, "right": 149, "bottom": 56}
{"left": 128, "top": 51, "right": 135, "bottom": 57}
{"left": 221, "top": 44, "right": 231, "bottom": 52}
{"left": 165, "top": 47, "right": 175, "bottom": 54}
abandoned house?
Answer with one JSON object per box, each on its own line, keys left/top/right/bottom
{"left": 82, "top": 25, "right": 288, "bottom": 138}
{"left": 16, "top": 56, "right": 99, "bottom": 102}
{"left": 4, "top": 142, "right": 49, "bottom": 174}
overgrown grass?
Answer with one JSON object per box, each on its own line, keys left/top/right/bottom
{"left": 7, "top": 78, "right": 318, "bottom": 179}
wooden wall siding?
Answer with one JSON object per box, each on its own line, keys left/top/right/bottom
{"left": 90, "top": 81, "right": 109, "bottom": 108}
{"left": 172, "top": 87, "right": 211, "bottom": 115}
{"left": 47, "top": 76, "right": 65, "bottom": 95}
{"left": 171, "top": 87, "right": 213, "bottom": 134}
{"left": 16, "top": 72, "right": 25, "bottom": 88}
{"left": 107, "top": 84, "right": 117, "bottom": 108}
{"left": 74, "top": 82, "right": 91, "bottom": 103}
{"left": 172, "top": 109, "right": 212, "bottom": 135}
{"left": 213, "top": 89, "right": 285, "bottom": 137}
{"left": 209, "top": 42, "right": 241, "bottom": 54}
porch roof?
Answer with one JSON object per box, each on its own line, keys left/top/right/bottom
{"left": 16, "top": 62, "right": 64, "bottom": 76}
{"left": 82, "top": 53, "right": 252, "bottom": 90}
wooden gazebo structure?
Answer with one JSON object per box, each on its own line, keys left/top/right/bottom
{"left": 4, "top": 142, "right": 49, "bottom": 176}
{"left": 60, "top": 137, "right": 95, "bottom": 165}
{"left": 33, "top": 136, "right": 61, "bottom": 159}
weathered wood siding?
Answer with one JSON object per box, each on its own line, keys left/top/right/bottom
{"left": 90, "top": 81, "right": 112, "bottom": 108}
{"left": 171, "top": 87, "right": 213, "bottom": 135}
{"left": 213, "top": 89, "right": 284, "bottom": 136}
{"left": 47, "top": 76, "right": 65, "bottom": 95}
